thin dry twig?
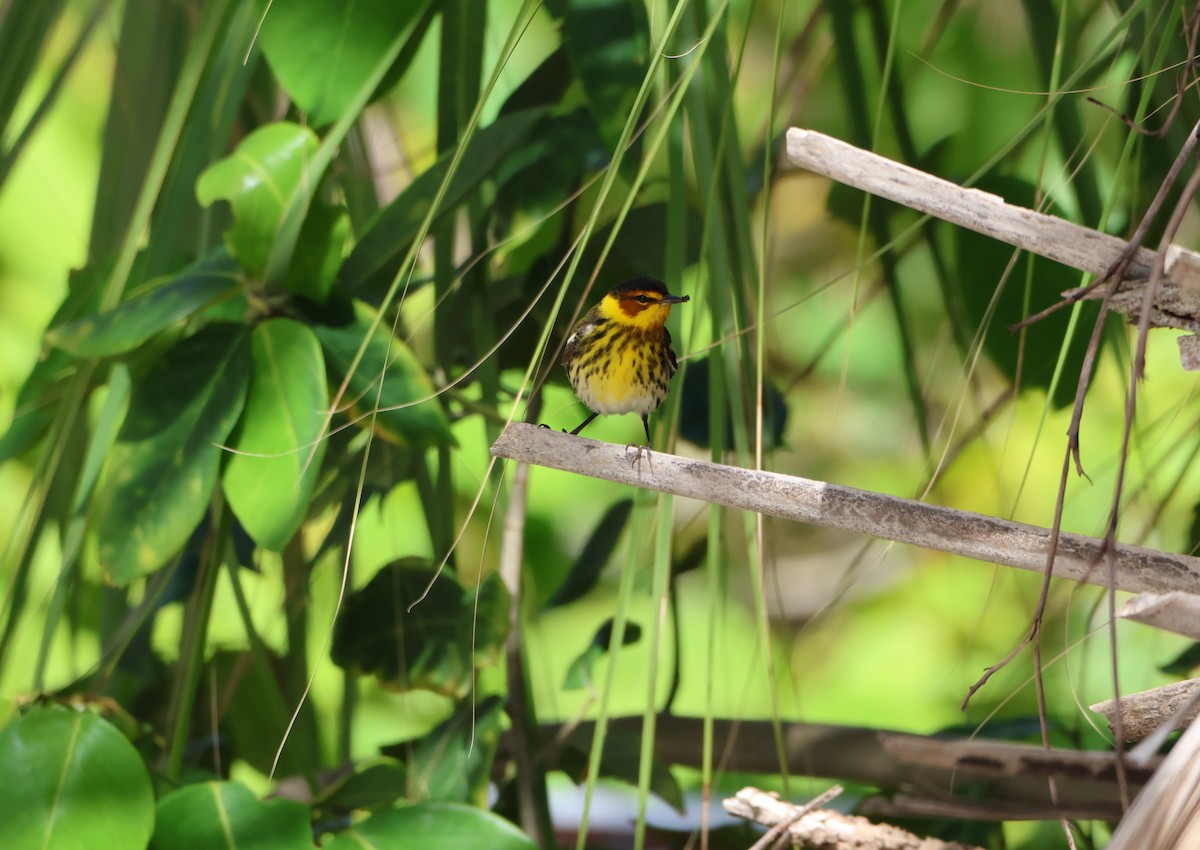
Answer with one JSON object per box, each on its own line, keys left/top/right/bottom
{"left": 725, "top": 786, "right": 983, "bottom": 850}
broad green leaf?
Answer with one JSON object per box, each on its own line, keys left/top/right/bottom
{"left": 339, "top": 108, "right": 545, "bottom": 295}
{"left": 223, "top": 319, "right": 327, "bottom": 552}
{"left": 563, "top": 618, "right": 642, "bottom": 691}
{"left": 559, "top": 723, "right": 684, "bottom": 813}
{"left": 0, "top": 707, "right": 154, "bottom": 850}
{"left": 0, "top": 348, "right": 74, "bottom": 462}
{"left": 409, "top": 696, "right": 505, "bottom": 805}
{"left": 97, "top": 324, "right": 251, "bottom": 584}
{"left": 256, "top": 0, "right": 432, "bottom": 128}
{"left": 323, "top": 803, "right": 536, "bottom": 850}
{"left": 314, "top": 758, "right": 408, "bottom": 816}
{"left": 952, "top": 176, "right": 1108, "bottom": 409}
{"left": 151, "top": 781, "right": 312, "bottom": 850}
{"left": 196, "top": 123, "right": 320, "bottom": 278}
{"left": 494, "top": 110, "right": 607, "bottom": 230}
{"left": 331, "top": 559, "right": 509, "bottom": 697}
{"left": 314, "top": 301, "right": 454, "bottom": 449}
{"left": 45, "top": 250, "right": 242, "bottom": 357}
{"left": 287, "top": 200, "right": 350, "bottom": 304}
{"left": 548, "top": 498, "right": 633, "bottom": 608}
{"left": 561, "top": 0, "right": 650, "bottom": 169}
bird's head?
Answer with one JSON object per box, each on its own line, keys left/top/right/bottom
{"left": 598, "top": 277, "right": 690, "bottom": 330}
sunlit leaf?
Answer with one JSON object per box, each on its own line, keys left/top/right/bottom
{"left": 223, "top": 318, "right": 327, "bottom": 551}
{"left": 97, "top": 324, "right": 250, "bottom": 584}
{"left": 322, "top": 803, "right": 537, "bottom": 850}
{"left": 45, "top": 249, "right": 242, "bottom": 357}
{"left": 0, "top": 707, "right": 154, "bottom": 850}
{"left": 256, "top": 0, "right": 433, "bottom": 128}
{"left": 314, "top": 300, "right": 454, "bottom": 448}
{"left": 331, "top": 559, "right": 509, "bottom": 698}
{"left": 150, "top": 781, "right": 312, "bottom": 850}
{"left": 196, "top": 123, "right": 320, "bottom": 278}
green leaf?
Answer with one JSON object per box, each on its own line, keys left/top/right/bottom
{"left": 1161, "top": 642, "right": 1200, "bottom": 677}
{"left": 151, "top": 780, "right": 312, "bottom": 850}
{"left": 223, "top": 319, "right": 327, "bottom": 551}
{"left": 314, "top": 758, "right": 408, "bottom": 816}
{"left": 561, "top": 0, "right": 650, "bottom": 169}
{"left": 196, "top": 123, "right": 320, "bottom": 278}
{"left": 0, "top": 347, "right": 74, "bottom": 463}
{"left": 339, "top": 108, "right": 546, "bottom": 295}
{"left": 562, "top": 618, "right": 642, "bottom": 691}
{"left": 313, "top": 300, "right": 454, "bottom": 448}
{"left": 952, "top": 176, "right": 1108, "bottom": 409}
{"left": 256, "top": 0, "right": 433, "bottom": 128}
{"left": 45, "top": 250, "right": 242, "bottom": 357}
{"left": 97, "top": 324, "right": 251, "bottom": 584}
{"left": 287, "top": 200, "right": 350, "bottom": 304}
{"left": 323, "top": 803, "right": 536, "bottom": 850}
{"left": 0, "top": 707, "right": 155, "bottom": 850}
{"left": 494, "top": 110, "right": 606, "bottom": 229}
{"left": 409, "top": 696, "right": 505, "bottom": 805}
{"left": 560, "top": 723, "right": 684, "bottom": 813}
{"left": 331, "top": 559, "right": 509, "bottom": 697}
{"left": 548, "top": 498, "right": 633, "bottom": 608}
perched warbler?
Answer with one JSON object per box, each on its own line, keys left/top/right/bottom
{"left": 562, "top": 277, "right": 690, "bottom": 445}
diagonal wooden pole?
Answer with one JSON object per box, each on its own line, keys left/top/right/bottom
{"left": 490, "top": 423, "right": 1200, "bottom": 596}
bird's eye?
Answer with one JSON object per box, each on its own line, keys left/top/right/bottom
{"left": 635, "top": 294, "right": 651, "bottom": 304}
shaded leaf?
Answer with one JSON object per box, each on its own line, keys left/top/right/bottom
{"left": 223, "top": 318, "right": 328, "bottom": 551}
{"left": 561, "top": 0, "right": 650, "bottom": 169}
{"left": 0, "top": 347, "right": 74, "bottom": 463}
{"left": 563, "top": 619, "right": 642, "bottom": 691}
{"left": 313, "top": 300, "right": 454, "bottom": 448}
{"left": 559, "top": 723, "right": 684, "bottom": 813}
{"left": 45, "top": 249, "right": 242, "bottom": 358}
{"left": 314, "top": 758, "right": 408, "bottom": 816}
{"left": 498, "top": 47, "right": 573, "bottom": 117}
{"left": 952, "top": 176, "right": 1108, "bottom": 409}
{"left": 151, "top": 780, "right": 312, "bottom": 850}
{"left": 331, "top": 559, "right": 509, "bottom": 698}
{"left": 1161, "top": 642, "right": 1200, "bottom": 677}
{"left": 97, "top": 325, "right": 251, "bottom": 584}
{"left": 548, "top": 499, "right": 633, "bottom": 608}
{"left": 257, "top": 0, "right": 433, "bottom": 128}
{"left": 339, "top": 108, "right": 546, "bottom": 295}
{"left": 409, "top": 696, "right": 506, "bottom": 805}
{"left": 0, "top": 707, "right": 154, "bottom": 850}
{"left": 678, "top": 355, "right": 789, "bottom": 450}
{"left": 322, "top": 803, "right": 537, "bottom": 850}
{"left": 287, "top": 200, "right": 350, "bottom": 304}
{"left": 196, "top": 123, "right": 320, "bottom": 278}
{"left": 494, "top": 110, "right": 607, "bottom": 230}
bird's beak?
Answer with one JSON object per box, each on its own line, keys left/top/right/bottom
{"left": 661, "top": 293, "right": 690, "bottom": 305}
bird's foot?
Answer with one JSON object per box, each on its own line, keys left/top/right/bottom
{"left": 625, "top": 442, "right": 654, "bottom": 474}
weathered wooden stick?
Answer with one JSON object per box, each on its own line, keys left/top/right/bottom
{"left": 785, "top": 128, "right": 1200, "bottom": 334}
{"left": 490, "top": 423, "right": 1200, "bottom": 595}
{"left": 1117, "top": 591, "right": 1200, "bottom": 639}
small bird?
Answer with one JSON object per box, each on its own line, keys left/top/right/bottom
{"left": 562, "top": 277, "right": 690, "bottom": 445}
